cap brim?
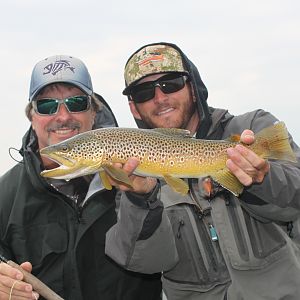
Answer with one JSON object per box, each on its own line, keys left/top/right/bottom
{"left": 122, "top": 71, "right": 189, "bottom": 96}
{"left": 29, "top": 80, "right": 93, "bottom": 101}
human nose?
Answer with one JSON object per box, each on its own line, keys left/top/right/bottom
{"left": 152, "top": 86, "right": 168, "bottom": 103}
{"left": 55, "top": 103, "right": 72, "bottom": 120}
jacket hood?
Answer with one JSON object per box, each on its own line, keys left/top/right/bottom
{"left": 123, "top": 42, "right": 212, "bottom": 138}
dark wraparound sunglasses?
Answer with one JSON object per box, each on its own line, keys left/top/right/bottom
{"left": 129, "top": 74, "right": 189, "bottom": 103}
{"left": 33, "top": 95, "right": 91, "bottom": 115}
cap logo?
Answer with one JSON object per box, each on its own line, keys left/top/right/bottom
{"left": 138, "top": 51, "right": 164, "bottom": 66}
{"left": 43, "top": 60, "right": 75, "bottom": 76}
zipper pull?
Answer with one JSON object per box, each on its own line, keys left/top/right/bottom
{"left": 177, "top": 220, "right": 184, "bottom": 239}
{"left": 77, "top": 206, "right": 85, "bottom": 224}
{"left": 209, "top": 224, "right": 218, "bottom": 241}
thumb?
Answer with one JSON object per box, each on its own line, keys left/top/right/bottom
{"left": 20, "top": 262, "right": 32, "bottom": 273}
{"left": 240, "top": 130, "right": 255, "bottom": 145}
{"left": 123, "top": 157, "right": 140, "bottom": 174}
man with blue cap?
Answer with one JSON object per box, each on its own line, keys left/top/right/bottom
{"left": 0, "top": 55, "right": 162, "bottom": 299}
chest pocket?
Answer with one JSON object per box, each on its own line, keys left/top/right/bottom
{"left": 163, "top": 204, "right": 230, "bottom": 290}
{"left": 211, "top": 195, "right": 287, "bottom": 270}
{"left": 8, "top": 222, "right": 68, "bottom": 269}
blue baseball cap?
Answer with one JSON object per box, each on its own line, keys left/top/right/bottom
{"left": 29, "top": 55, "right": 93, "bottom": 101}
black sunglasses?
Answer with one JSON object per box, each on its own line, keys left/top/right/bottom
{"left": 33, "top": 95, "right": 91, "bottom": 116}
{"left": 129, "top": 74, "right": 189, "bottom": 103}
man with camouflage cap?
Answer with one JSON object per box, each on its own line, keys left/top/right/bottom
{"left": 106, "top": 42, "right": 300, "bottom": 299}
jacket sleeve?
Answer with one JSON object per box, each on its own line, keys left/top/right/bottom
{"left": 0, "top": 171, "right": 17, "bottom": 261}
{"left": 105, "top": 185, "right": 179, "bottom": 274}
{"left": 241, "top": 153, "right": 300, "bottom": 222}
{"left": 230, "top": 110, "right": 300, "bottom": 222}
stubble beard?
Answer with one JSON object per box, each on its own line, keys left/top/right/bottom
{"left": 138, "top": 102, "right": 197, "bottom": 130}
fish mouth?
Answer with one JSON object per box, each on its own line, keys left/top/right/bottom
{"left": 39, "top": 150, "right": 76, "bottom": 168}
{"left": 40, "top": 165, "right": 75, "bottom": 179}
{"left": 39, "top": 151, "right": 78, "bottom": 180}
{"left": 39, "top": 148, "right": 100, "bottom": 180}
{"left": 40, "top": 164, "right": 96, "bottom": 180}
{"left": 40, "top": 159, "right": 99, "bottom": 180}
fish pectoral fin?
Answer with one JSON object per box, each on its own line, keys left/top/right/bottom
{"left": 99, "top": 170, "right": 112, "bottom": 190}
{"left": 102, "top": 164, "right": 133, "bottom": 188}
{"left": 163, "top": 175, "right": 189, "bottom": 195}
{"left": 213, "top": 169, "right": 244, "bottom": 196}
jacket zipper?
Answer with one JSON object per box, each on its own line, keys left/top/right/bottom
{"left": 188, "top": 180, "right": 218, "bottom": 242}
{"left": 49, "top": 183, "right": 85, "bottom": 224}
{"left": 76, "top": 205, "right": 84, "bottom": 223}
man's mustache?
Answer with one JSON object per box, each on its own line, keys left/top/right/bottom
{"left": 46, "top": 120, "right": 81, "bottom": 132}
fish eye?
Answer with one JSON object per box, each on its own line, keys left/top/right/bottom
{"left": 61, "top": 145, "right": 69, "bottom": 152}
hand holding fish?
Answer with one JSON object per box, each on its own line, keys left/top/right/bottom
{"left": 108, "top": 158, "right": 157, "bottom": 194}
{"left": 109, "top": 130, "right": 270, "bottom": 195}
{"left": 226, "top": 129, "right": 270, "bottom": 188}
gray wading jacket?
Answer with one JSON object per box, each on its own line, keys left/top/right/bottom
{"left": 106, "top": 42, "right": 300, "bottom": 299}
{"left": 106, "top": 108, "right": 300, "bottom": 300}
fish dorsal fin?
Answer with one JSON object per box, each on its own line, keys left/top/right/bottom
{"left": 163, "top": 175, "right": 189, "bottom": 195}
{"left": 102, "top": 164, "right": 133, "bottom": 188}
{"left": 152, "top": 128, "right": 192, "bottom": 138}
{"left": 212, "top": 168, "right": 244, "bottom": 196}
{"left": 99, "top": 170, "right": 113, "bottom": 190}
{"left": 226, "top": 134, "right": 241, "bottom": 143}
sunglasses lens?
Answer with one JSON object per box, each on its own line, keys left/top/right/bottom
{"left": 160, "top": 77, "right": 185, "bottom": 94}
{"left": 65, "top": 96, "right": 89, "bottom": 112}
{"left": 131, "top": 83, "right": 155, "bottom": 103}
{"left": 35, "top": 96, "right": 89, "bottom": 115}
{"left": 130, "top": 75, "right": 187, "bottom": 103}
{"left": 36, "top": 99, "right": 59, "bottom": 115}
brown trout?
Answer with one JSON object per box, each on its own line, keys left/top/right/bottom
{"left": 40, "top": 122, "right": 297, "bottom": 196}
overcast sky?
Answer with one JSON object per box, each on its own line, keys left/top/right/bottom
{"left": 0, "top": 0, "right": 299, "bottom": 175}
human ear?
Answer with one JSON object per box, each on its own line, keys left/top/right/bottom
{"left": 129, "top": 101, "right": 142, "bottom": 120}
{"left": 188, "top": 82, "right": 196, "bottom": 102}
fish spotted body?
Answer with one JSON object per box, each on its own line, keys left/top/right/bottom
{"left": 40, "top": 122, "right": 297, "bottom": 195}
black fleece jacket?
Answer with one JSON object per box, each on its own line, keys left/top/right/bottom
{"left": 0, "top": 95, "right": 162, "bottom": 300}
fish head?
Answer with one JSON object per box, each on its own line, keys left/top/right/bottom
{"left": 39, "top": 130, "right": 104, "bottom": 180}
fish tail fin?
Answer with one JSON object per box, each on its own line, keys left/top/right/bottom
{"left": 254, "top": 122, "right": 297, "bottom": 163}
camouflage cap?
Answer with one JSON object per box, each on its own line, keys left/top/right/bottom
{"left": 123, "top": 44, "right": 188, "bottom": 94}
